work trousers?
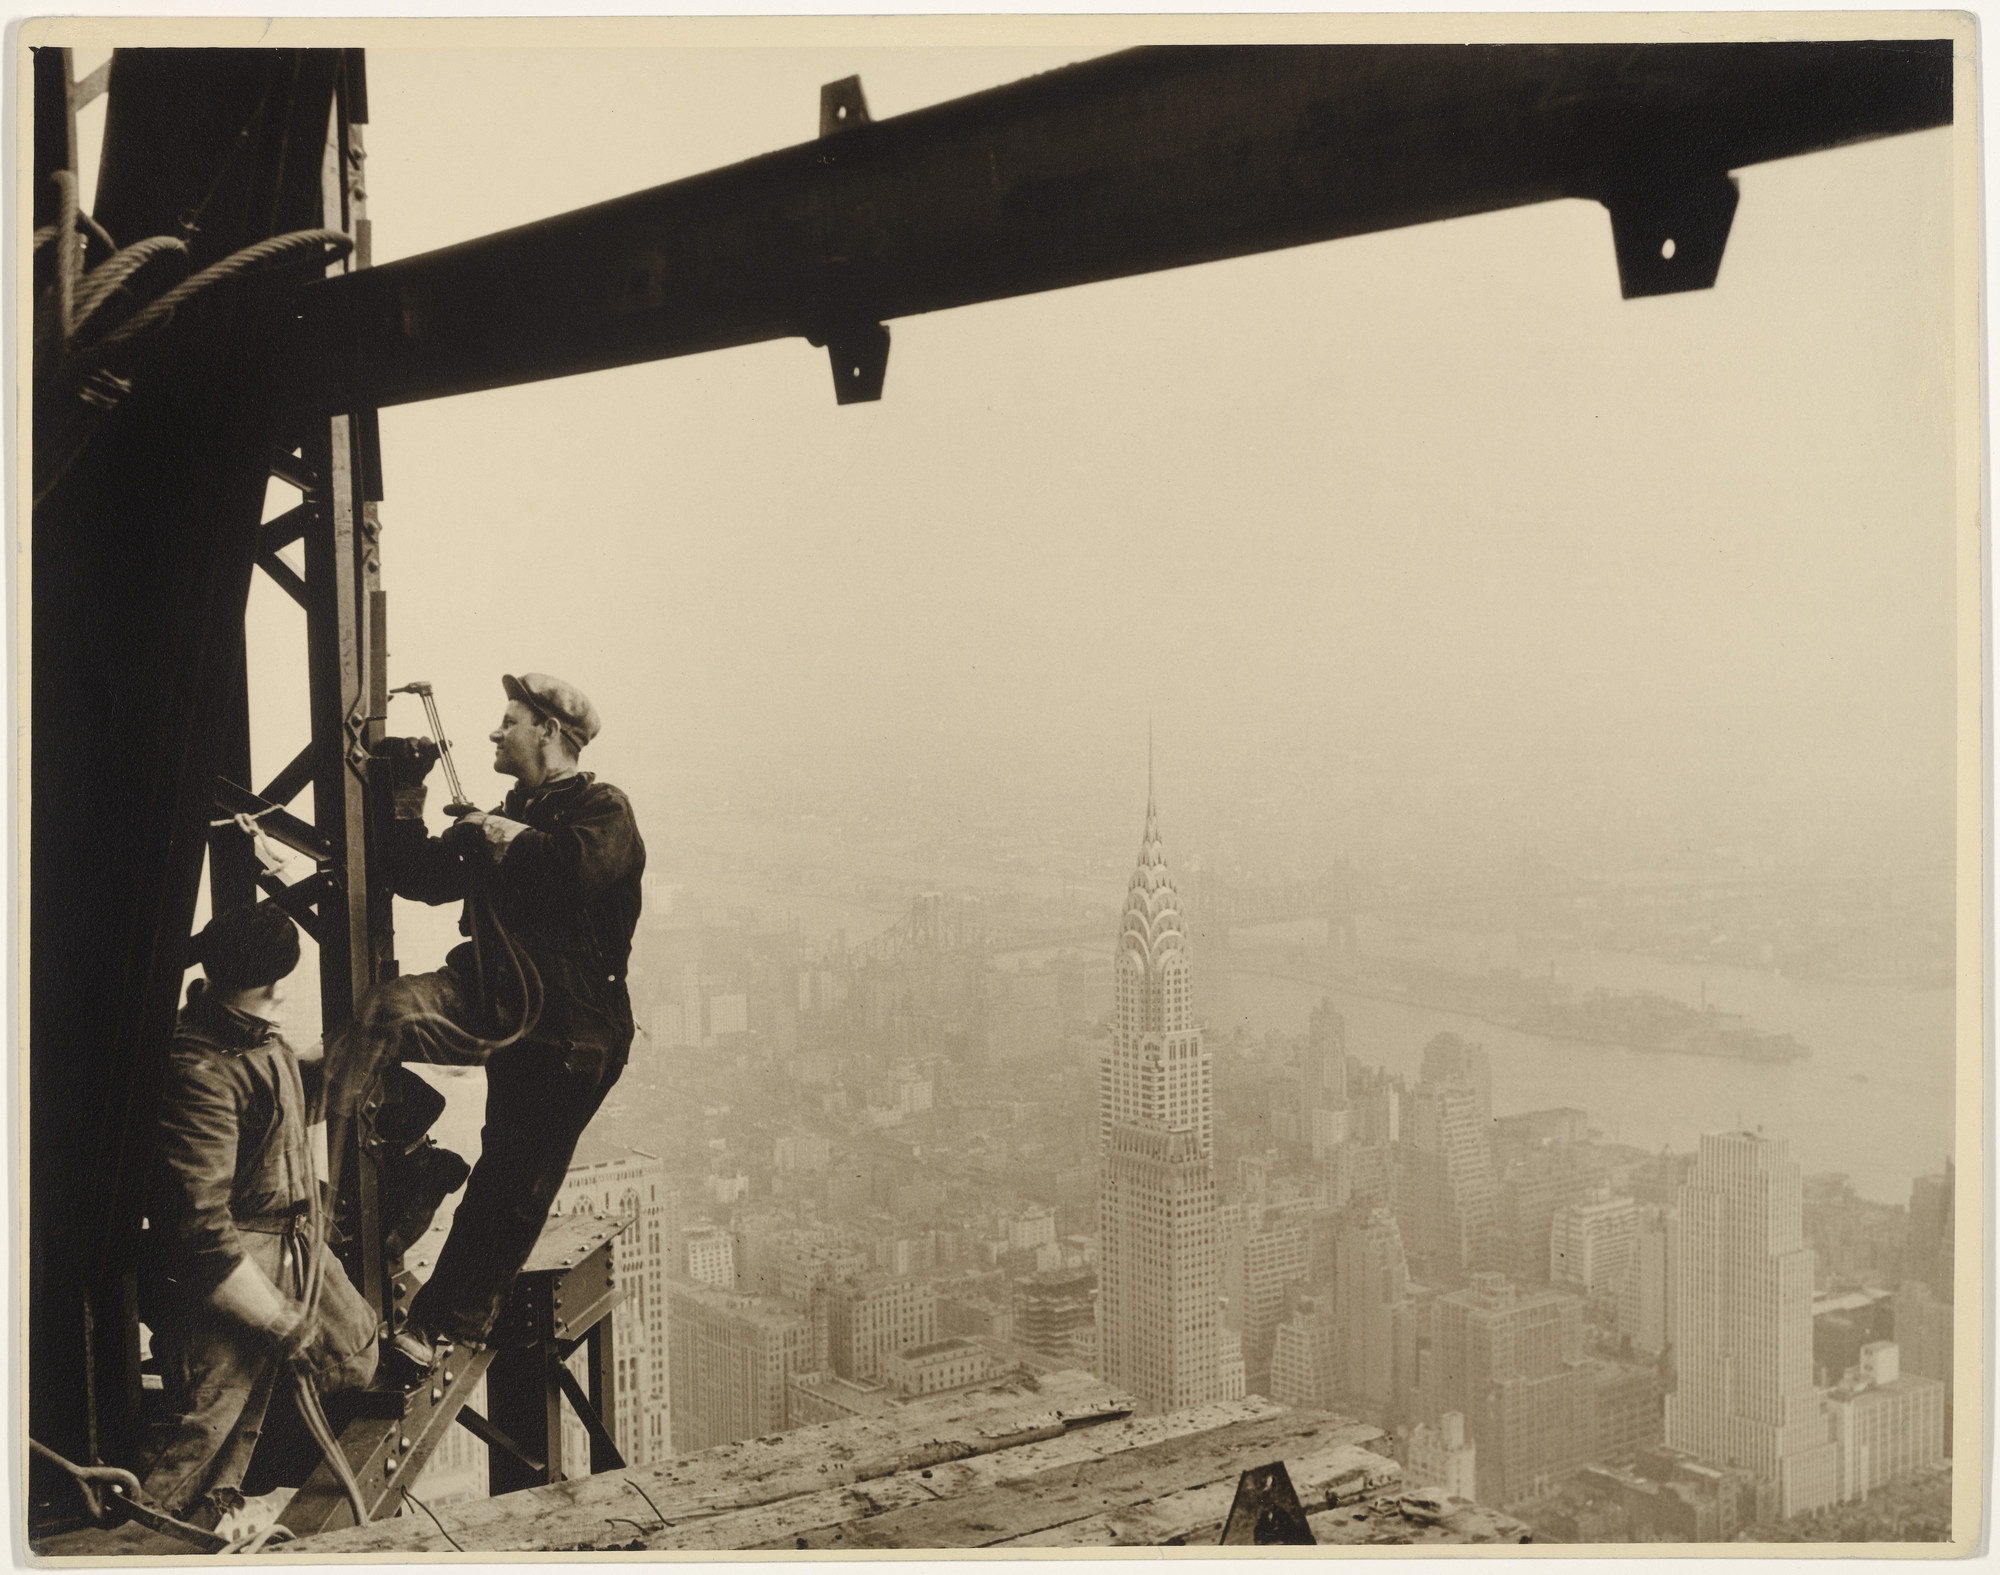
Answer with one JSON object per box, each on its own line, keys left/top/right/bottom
{"left": 136, "top": 1226, "right": 376, "bottom": 1524}
{"left": 336, "top": 965, "right": 627, "bottom": 1347}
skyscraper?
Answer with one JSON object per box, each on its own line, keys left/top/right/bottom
{"left": 1617, "top": 1203, "right": 1676, "bottom": 1358}
{"left": 1412, "top": 1273, "right": 1595, "bottom": 1507}
{"left": 1666, "top": 1131, "right": 1841, "bottom": 1519}
{"left": 1335, "top": 1206, "right": 1410, "bottom": 1412}
{"left": 1905, "top": 1161, "right": 1954, "bottom": 1300}
{"left": 554, "top": 1151, "right": 673, "bottom": 1468}
{"left": 667, "top": 1279, "right": 813, "bottom": 1453}
{"left": 1419, "top": 1032, "right": 1492, "bottom": 1130}
{"left": 1095, "top": 778, "right": 1222, "bottom": 1412}
{"left": 1548, "top": 1188, "right": 1639, "bottom": 1309}
{"left": 1397, "top": 1074, "right": 1496, "bottom": 1283}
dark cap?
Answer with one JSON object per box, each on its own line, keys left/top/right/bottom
{"left": 193, "top": 899, "right": 301, "bottom": 990}
{"left": 503, "top": 672, "right": 600, "bottom": 753}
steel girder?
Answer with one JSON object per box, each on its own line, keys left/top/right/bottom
{"left": 285, "top": 42, "right": 1952, "bottom": 413}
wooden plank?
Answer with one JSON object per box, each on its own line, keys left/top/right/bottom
{"left": 790, "top": 1412, "right": 1375, "bottom": 1549}
{"left": 993, "top": 1437, "right": 1394, "bottom": 1547}
{"left": 910, "top": 1397, "right": 1293, "bottom": 1503}
{"left": 284, "top": 1371, "right": 1133, "bottom": 1554}
{"left": 686, "top": 1399, "right": 1292, "bottom": 1553}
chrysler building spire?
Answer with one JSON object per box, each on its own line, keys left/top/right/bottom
{"left": 1095, "top": 757, "right": 1223, "bottom": 1413}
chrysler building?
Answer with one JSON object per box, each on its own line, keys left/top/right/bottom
{"left": 1094, "top": 769, "right": 1222, "bottom": 1412}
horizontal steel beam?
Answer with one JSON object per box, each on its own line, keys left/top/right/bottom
{"left": 284, "top": 42, "right": 1952, "bottom": 411}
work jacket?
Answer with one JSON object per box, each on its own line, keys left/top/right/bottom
{"left": 146, "top": 983, "right": 322, "bottom": 1299}
{"left": 385, "top": 771, "right": 646, "bottom": 1062}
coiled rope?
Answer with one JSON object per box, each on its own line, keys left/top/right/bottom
{"left": 33, "top": 169, "right": 352, "bottom": 508}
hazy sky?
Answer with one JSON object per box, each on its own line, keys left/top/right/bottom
{"left": 74, "top": 42, "right": 1960, "bottom": 877}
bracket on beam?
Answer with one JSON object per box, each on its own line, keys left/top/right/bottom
{"left": 1600, "top": 167, "right": 1740, "bottom": 299}
{"left": 820, "top": 75, "right": 870, "bottom": 137}
{"left": 808, "top": 321, "right": 891, "bottom": 405}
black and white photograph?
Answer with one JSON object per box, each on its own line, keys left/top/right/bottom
{"left": 20, "top": 14, "right": 1982, "bottom": 1557}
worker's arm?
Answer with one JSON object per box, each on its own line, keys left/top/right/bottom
{"left": 210, "top": 1255, "right": 304, "bottom": 1341}
{"left": 376, "top": 736, "right": 470, "bottom": 905}
{"left": 487, "top": 785, "right": 644, "bottom": 906}
{"left": 379, "top": 804, "right": 472, "bottom": 905}
{"left": 151, "top": 1051, "right": 306, "bottom": 1343}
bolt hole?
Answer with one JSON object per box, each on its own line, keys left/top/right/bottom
{"left": 836, "top": 106, "right": 847, "bottom": 120}
{"left": 1660, "top": 238, "right": 1677, "bottom": 260}
{"left": 850, "top": 365, "right": 861, "bottom": 378}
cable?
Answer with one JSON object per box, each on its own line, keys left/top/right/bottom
{"left": 87, "top": 228, "right": 351, "bottom": 356}
{"left": 402, "top": 1490, "right": 464, "bottom": 1552}
{"left": 71, "top": 235, "right": 190, "bottom": 336}
{"left": 289, "top": 1368, "right": 369, "bottom": 1528}
{"left": 54, "top": 170, "right": 79, "bottom": 343}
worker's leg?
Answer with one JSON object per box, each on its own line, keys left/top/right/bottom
{"left": 134, "top": 1238, "right": 288, "bottom": 1524}
{"left": 323, "top": 964, "right": 487, "bottom": 1118}
{"left": 403, "top": 1040, "right": 627, "bottom": 1346}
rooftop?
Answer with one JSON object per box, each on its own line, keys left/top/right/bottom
{"left": 280, "top": 1371, "right": 1531, "bottom": 1554}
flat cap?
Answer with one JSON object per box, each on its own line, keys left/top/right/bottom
{"left": 193, "top": 899, "right": 301, "bottom": 989}
{"left": 503, "top": 672, "right": 600, "bottom": 751}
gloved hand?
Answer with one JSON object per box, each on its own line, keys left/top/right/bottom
{"left": 292, "top": 1319, "right": 378, "bottom": 1396}
{"left": 440, "top": 811, "right": 486, "bottom": 856}
{"left": 376, "top": 736, "right": 440, "bottom": 821}
{"left": 260, "top": 1297, "right": 317, "bottom": 1363}
{"left": 441, "top": 811, "right": 528, "bottom": 864}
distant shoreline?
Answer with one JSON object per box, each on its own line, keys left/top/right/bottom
{"left": 1228, "top": 961, "right": 1799, "bottom": 1064}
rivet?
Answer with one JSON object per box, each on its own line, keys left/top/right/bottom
{"left": 442, "top": 1369, "right": 454, "bottom": 1384}
{"left": 401, "top": 1435, "right": 412, "bottom": 1451}
{"left": 385, "top": 1455, "right": 398, "bottom": 1475}
{"left": 430, "top": 1386, "right": 442, "bottom": 1403}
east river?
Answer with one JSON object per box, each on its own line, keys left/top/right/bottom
{"left": 1226, "top": 948, "right": 1956, "bottom": 1206}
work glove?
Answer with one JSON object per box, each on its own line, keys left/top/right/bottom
{"left": 439, "top": 812, "right": 486, "bottom": 857}
{"left": 292, "top": 1320, "right": 378, "bottom": 1396}
{"left": 260, "top": 1297, "right": 318, "bottom": 1363}
{"left": 376, "top": 736, "right": 440, "bottom": 820}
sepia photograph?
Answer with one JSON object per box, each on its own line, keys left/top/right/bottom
{"left": 19, "top": 13, "right": 1982, "bottom": 1558}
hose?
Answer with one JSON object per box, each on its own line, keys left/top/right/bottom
{"left": 325, "top": 864, "right": 547, "bottom": 1138}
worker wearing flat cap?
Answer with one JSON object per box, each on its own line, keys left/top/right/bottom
{"left": 136, "top": 899, "right": 378, "bottom": 1532}
{"left": 339, "top": 673, "right": 645, "bottom": 1379}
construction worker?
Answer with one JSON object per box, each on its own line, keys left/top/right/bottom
{"left": 136, "top": 898, "right": 378, "bottom": 1532}
{"left": 341, "top": 672, "right": 645, "bottom": 1379}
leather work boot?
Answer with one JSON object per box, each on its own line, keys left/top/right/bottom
{"left": 382, "top": 1140, "right": 472, "bottom": 1259}
{"left": 379, "top": 1327, "right": 454, "bottom": 1391}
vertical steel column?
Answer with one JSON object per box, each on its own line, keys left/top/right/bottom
{"left": 585, "top": 1317, "right": 620, "bottom": 1473}
{"left": 486, "top": 1347, "right": 566, "bottom": 1495}
{"left": 303, "top": 409, "right": 387, "bottom": 1313}
{"left": 303, "top": 61, "right": 395, "bottom": 1320}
